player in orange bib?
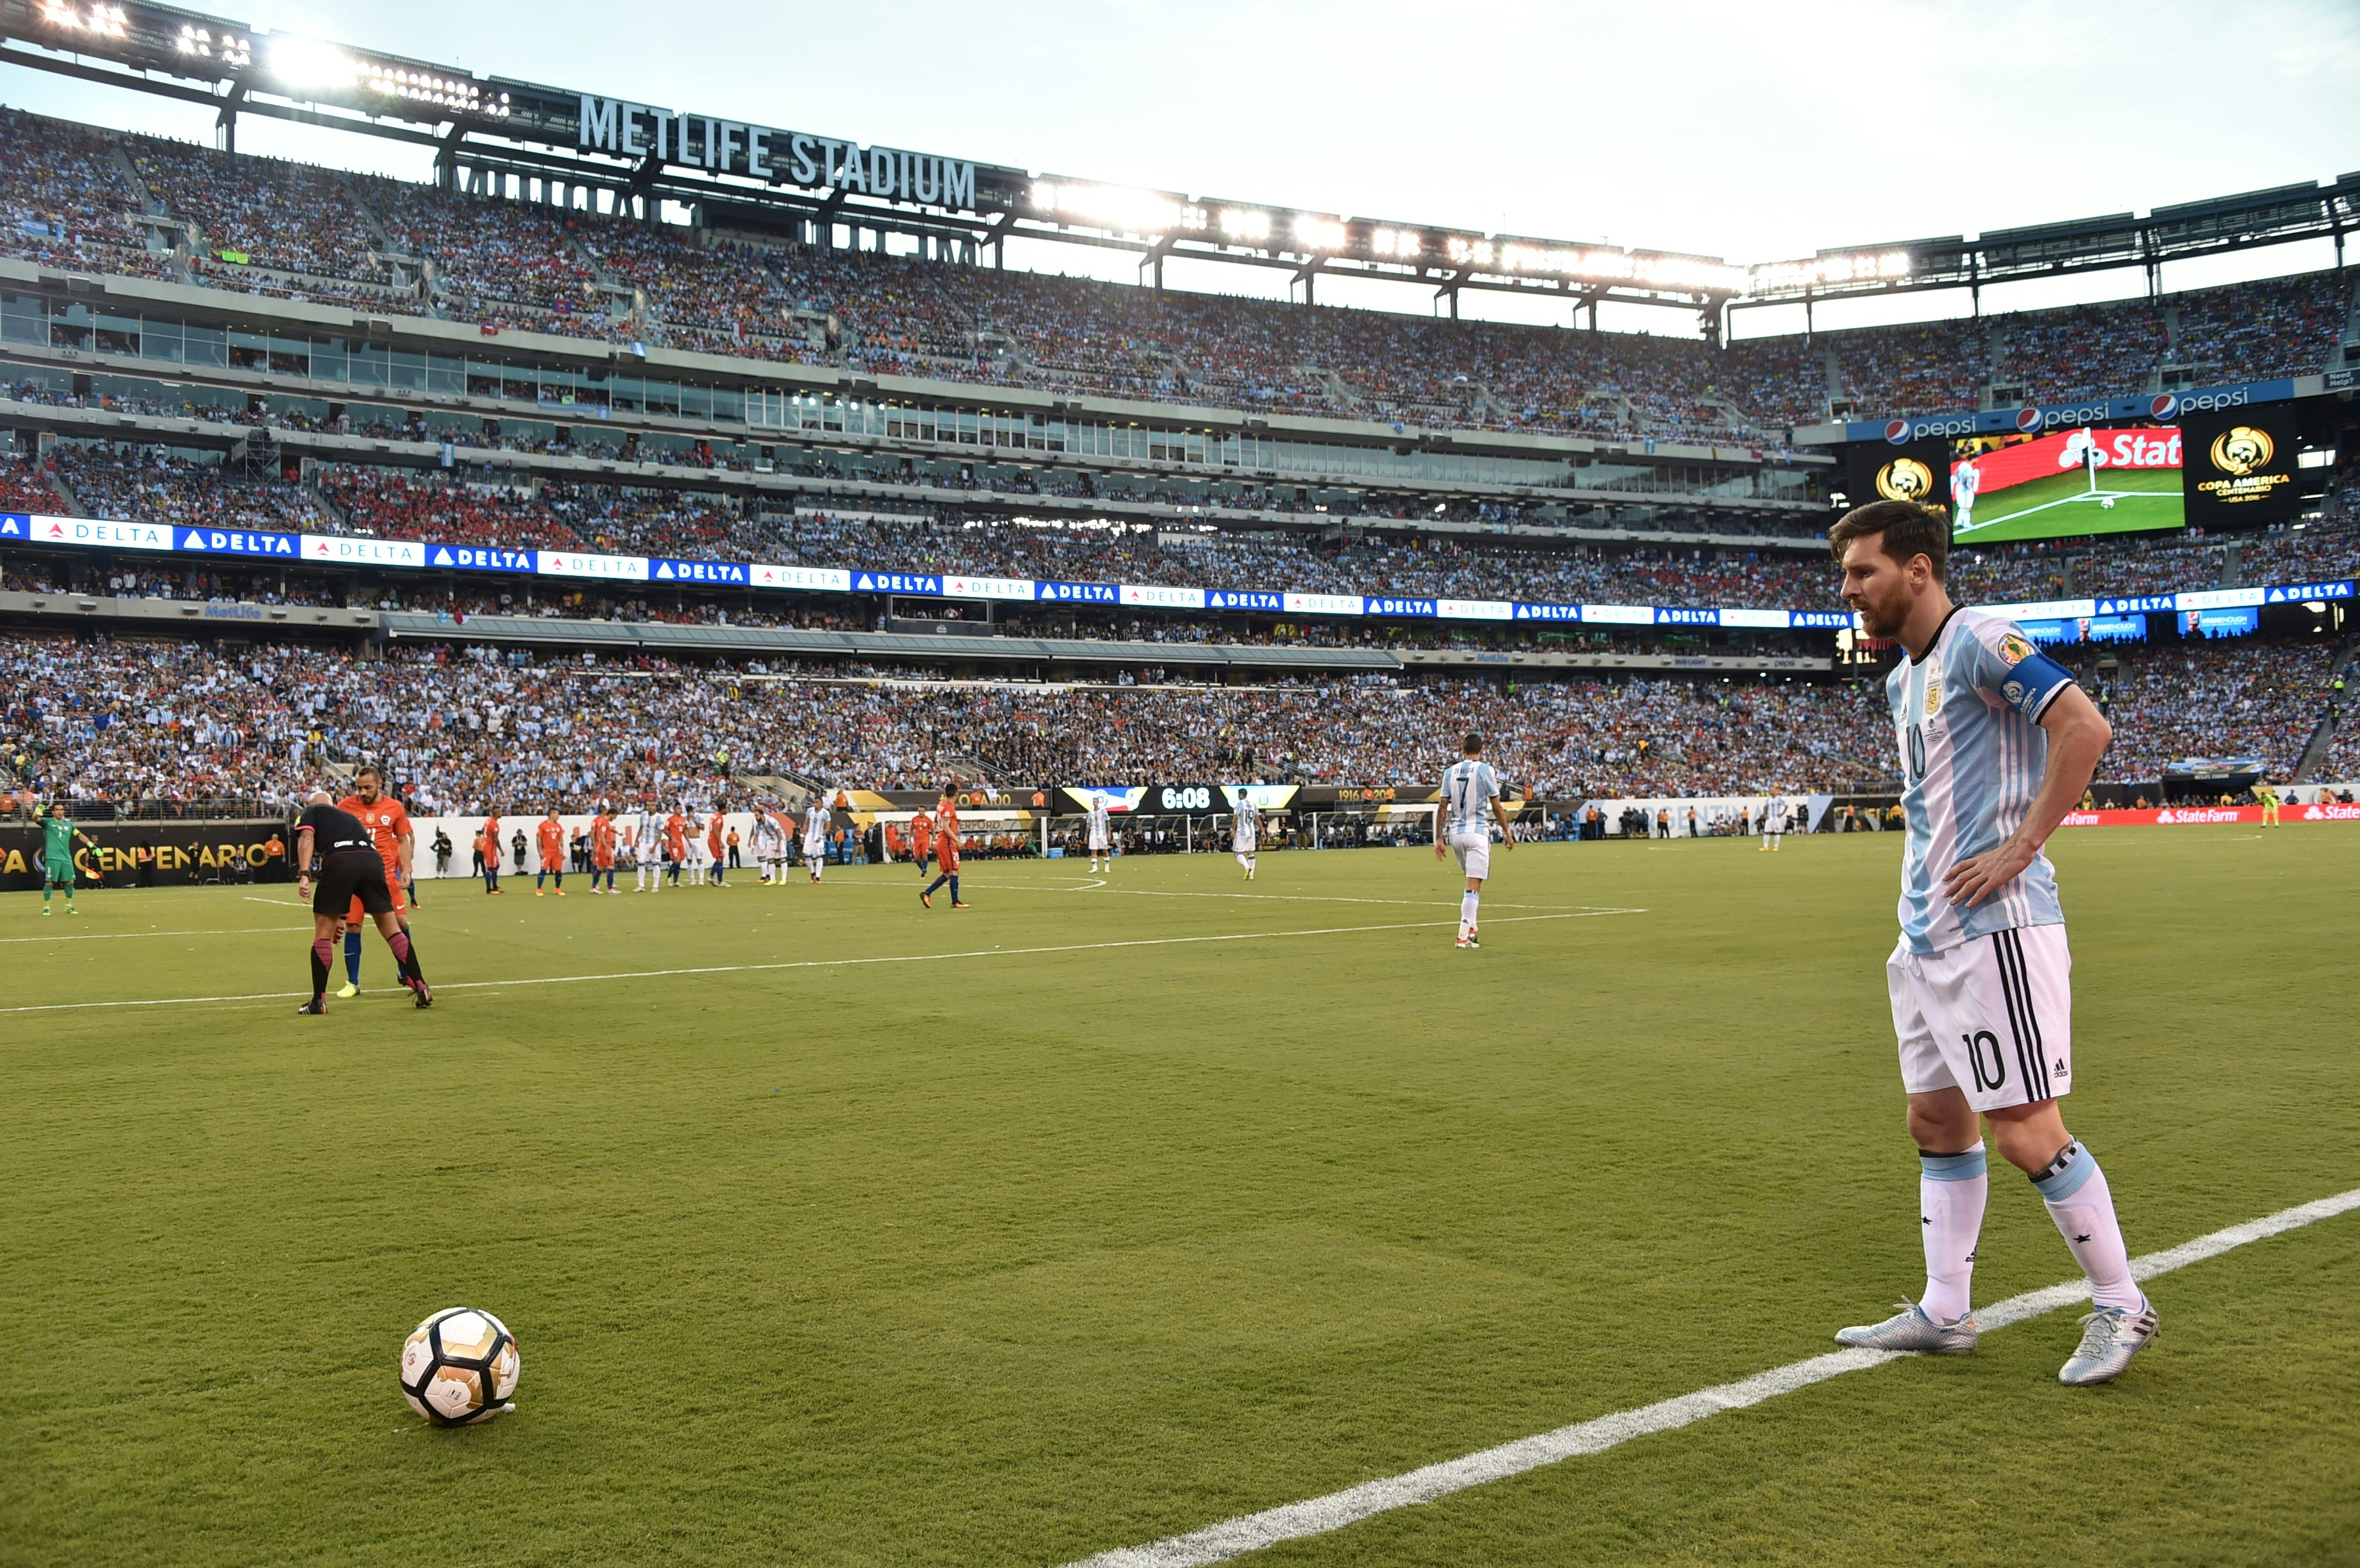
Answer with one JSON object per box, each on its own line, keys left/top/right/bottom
{"left": 534, "top": 810, "right": 568, "bottom": 896}
{"left": 333, "top": 764, "right": 413, "bottom": 997}
{"left": 590, "top": 806, "right": 619, "bottom": 893}
{"left": 920, "top": 788, "right": 967, "bottom": 908}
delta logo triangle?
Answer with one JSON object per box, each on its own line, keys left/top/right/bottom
{"left": 656, "top": 562, "right": 674, "bottom": 579}
{"left": 2267, "top": 589, "right": 2283, "bottom": 602}
{"left": 40, "top": 518, "right": 67, "bottom": 540}
{"left": 432, "top": 547, "right": 453, "bottom": 566}
{"left": 308, "top": 538, "right": 332, "bottom": 557}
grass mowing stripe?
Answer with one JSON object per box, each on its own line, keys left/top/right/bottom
{"left": 1059, "top": 1184, "right": 2360, "bottom": 1568}
{"left": 0, "top": 926, "right": 303, "bottom": 944}
{"left": 0, "top": 907, "right": 1642, "bottom": 1016}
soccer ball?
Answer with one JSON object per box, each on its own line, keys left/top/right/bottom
{"left": 400, "top": 1307, "right": 520, "bottom": 1426}
{"left": 2099, "top": 497, "right": 2117, "bottom": 509}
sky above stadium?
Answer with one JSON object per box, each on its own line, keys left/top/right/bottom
{"left": 7, "top": 0, "right": 2357, "bottom": 334}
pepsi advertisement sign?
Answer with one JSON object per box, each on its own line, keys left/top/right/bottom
{"left": 1846, "top": 378, "right": 2295, "bottom": 446}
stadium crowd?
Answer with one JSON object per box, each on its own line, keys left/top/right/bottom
{"left": 2080, "top": 638, "right": 2341, "bottom": 781}
{"left": 3, "top": 626, "right": 2347, "bottom": 817}
{"left": 6, "top": 109, "right": 2351, "bottom": 441}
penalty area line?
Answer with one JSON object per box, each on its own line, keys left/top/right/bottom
{"left": 0, "top": 908, "right": 1638, "bottom": 1016}
{"left": 1055, "top": 1185, "right": 2360, "bottom": 1568}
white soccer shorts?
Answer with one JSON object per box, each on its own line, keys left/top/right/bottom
{"left": 1887, "top": 924, "right": 2074, "bottom": 1112}
{"left": 1089, "top": 831, "right": 1108, "bottom": 851}
{"left": 1446, "top": 829, "right": 1492, "bottom": 881}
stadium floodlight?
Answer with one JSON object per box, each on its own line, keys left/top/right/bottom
{"left": 1032, "top": 181, "right": 1204, "bottom": 236}
{"left": 268, "top": 34, "right": 360, "bottom": 93}
{"left": 1292, "top": 214, "right": 1347, "bottom": 251}
{"left": 40, "top": 1, "right": 128, "bottom": 38}
{"left": 1445, "top": 236, "right": 1495, "bottom": 268}
{"left": 174, "top": 22, "right": 252, "bottom": 65}
{"left": 1748, "top": 250, "right": 1913, "bottom": 292}
{"left": 1370, "top": 228, "right": 1421, "bottom": 258}
{"left": 1218, "top": 208, "right": 1270, "bottom": 242}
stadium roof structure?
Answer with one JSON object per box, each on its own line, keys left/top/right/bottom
{"left": 4, "top": 0, "right": 2356, "bottom": 336}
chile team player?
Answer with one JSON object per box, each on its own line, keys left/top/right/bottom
{"left": 920, "top": 788, "right": 967, "bottom": 908}
{"left": 334, "top": 765, "right": 414, "bottom": 995}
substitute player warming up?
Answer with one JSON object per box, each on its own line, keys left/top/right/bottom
{"left": 1829, "top": 499, "right": 2154, "bottom": 1386}
{"left": 1436, "top": 733, "right": 1513, "bottom": 948}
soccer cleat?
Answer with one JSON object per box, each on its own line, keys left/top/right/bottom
{"left": 296, "top": 997, "right": 325, "bottom": 1015}
{"left": 535, "top": 889, "right": 545, "bottom": 898}
{"left": 42, "top": 907, "right": 51, "bottom": 916}
{"left": 920, "top": 889, "right": 933, "bottom": 908}
{"left": 1833, "top": 1302, "right": 1978, "bottom": 1355}
{"left": 2058, "top": 1299, "right": 2157, "bottom": 1385}
{"left": 557, "top": 889, "right": 566, "bottom": 897}
{"left": 407, "top": 976, "right": 434, "bottom": 1009}
{"left": 951, "top": 901, "right": 971, "bottom": 909}
{"left": 335, "top": 982, "right": 360, "bottom": 999}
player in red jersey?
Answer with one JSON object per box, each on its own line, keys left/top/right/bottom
{"left": 663, "top": 806, "right": 689, "bottom": 887}
{"left": 480, "top": 808, "right": 504, "bottom": 894}
{"left": 333, "top": 764, "right": 414, "bottom": 997}
{"left": 589, "top": 806, "right": 619, "bottom": 893}
{"left": 534, "top": 810, "right": 568, "bottom": 896}
{"left": 911, "top": 804, "right": 935, "bottom": 879}
{"left": 920, "top": 788, "right": 968, "bottom": 908}
{"left": 706, "top": 810, "right": 728, "bottom": 887}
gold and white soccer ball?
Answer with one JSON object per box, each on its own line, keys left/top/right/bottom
{"left": 400, "top": 1307, "right": 520, "bottom": 1426}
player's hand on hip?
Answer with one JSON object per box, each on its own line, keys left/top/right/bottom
{"left": 1942, "top": 838, "right": 2035, "bottom": 908}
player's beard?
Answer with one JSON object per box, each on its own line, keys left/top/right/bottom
{"left": 1849, "top": 583, "right": 1910, "bottom": 640}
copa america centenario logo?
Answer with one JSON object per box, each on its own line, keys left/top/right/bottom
{"left": 2209, "top": 425, "right": 2273, "bottom": 476}
{"left": 1874, "top": 456, "right": 1933, "bottom": 501}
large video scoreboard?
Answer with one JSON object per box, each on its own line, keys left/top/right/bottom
{"left": 1848, "top": 403, "right": 2306, "bottom": 545}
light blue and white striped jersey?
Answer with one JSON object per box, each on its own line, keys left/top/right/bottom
{"left": 1441, "top": 758, "right": 1501, "bottom": 837}
{"left": 1888, "top": 607, "right": 2077, "bottom": 954}
{"left": 1086, "top": 801, "right": 1110, "bottom": 838}
{"left": 1766, "top": 795, "right": 1789, "bottom": 829}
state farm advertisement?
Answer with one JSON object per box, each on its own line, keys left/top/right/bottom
{"left": 2059, "top": 803, "right": 2360, "bottom": 828}
{"left": 1954, "top": 426, "right": 2182, "bottom": 497}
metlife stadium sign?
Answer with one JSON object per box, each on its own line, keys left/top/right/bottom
{"left": 576, "top": 96, "right": 979, "bottom": 211}
{"left": 13, "top": 510, "right": 2333, "bottom": 632}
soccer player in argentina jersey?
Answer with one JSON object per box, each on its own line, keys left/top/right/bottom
{"left": 1437, "top": 733, "right": 1513, "bottom": 949}
{"left": 1831, "top": 499, "right": 2155, "bottom": 1386}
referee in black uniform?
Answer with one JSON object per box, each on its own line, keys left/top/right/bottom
{"left": 294, "top": 790, "right": 432, "bottom": 1012}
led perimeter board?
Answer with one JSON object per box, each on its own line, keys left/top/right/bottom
{"left": 1949, "top": 426, "right": 2184, "bottom": 543}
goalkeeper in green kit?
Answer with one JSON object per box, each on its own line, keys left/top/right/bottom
{"left": 40, "top": 802, "right": 99, "bottom": 915}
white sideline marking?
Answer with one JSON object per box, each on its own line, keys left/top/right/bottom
{"left": 0, "top": 926, "right": 299, "bottom": 944}
{"left": 0, "top": 908, "right": 1636, "bottom": 1016}
{"left": 1060, "top": 1186, "right": 2360, "bottom": 1568}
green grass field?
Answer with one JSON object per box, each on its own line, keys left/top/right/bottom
{"left": 5, "top": 829, "right": 2357, "bottom": 1567}
{"left": 1955, "top": 464, "right": 2183, "bottom": 543}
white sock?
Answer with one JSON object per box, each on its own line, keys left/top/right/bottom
{"left": 1459, "top": 890, "right": 1479, "bottom": 937}
{"left": 1918, "top": 1144, "right": 1988, "bottom": 1322}
{"left": 1236, "top": 852, "right": 1249, "bottom": 869}
{"left": 2033, "top": 1141, "right": 2141, "bottom": 1311}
